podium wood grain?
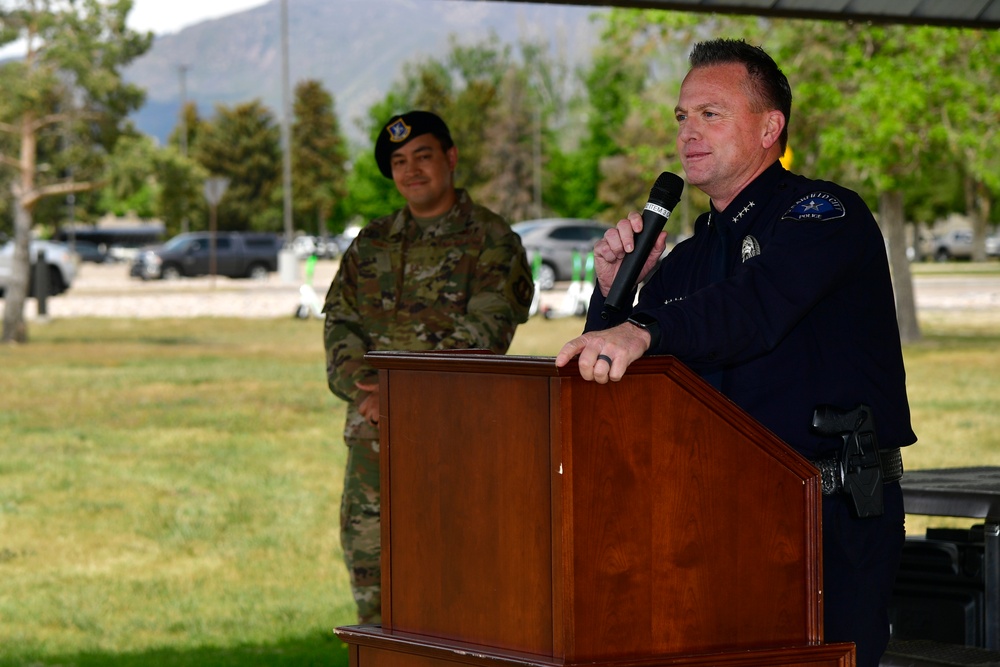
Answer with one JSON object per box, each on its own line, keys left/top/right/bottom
{"left": 337, "top": 351, "right": 847, "bottom": 667}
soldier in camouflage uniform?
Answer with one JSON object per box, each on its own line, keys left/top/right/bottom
{"left": 322, "top": 110, "right": 534, "bottom": 624}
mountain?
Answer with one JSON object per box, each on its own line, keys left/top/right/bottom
{"left": 124, "top": 0, "right": 605, "bottom": 147}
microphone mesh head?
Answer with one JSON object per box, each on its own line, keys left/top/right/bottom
{"left": 649, "top": 172, "right": 685, "bottom": 208}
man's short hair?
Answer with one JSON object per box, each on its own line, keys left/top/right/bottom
{"left": 689, "top": 39, "right": 792, "bottom": 152}
{"left": 374, "top": 110, "right": 454, "bottom": 179}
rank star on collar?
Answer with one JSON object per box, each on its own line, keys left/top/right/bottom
{"left": 732, "top": 201, "right": 755, "bottom": 224}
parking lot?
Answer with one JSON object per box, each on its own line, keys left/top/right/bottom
{"left": 13, "top": 259, "right": 573, "bottom": 319}
{"left": 2, "top": 257, "right": 999, "bottom": 322}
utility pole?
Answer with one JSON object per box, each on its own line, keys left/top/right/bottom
{"left": 277, "top": 0, "right": 298, "bottom": 283}
{"left": 178, "top": 64, "right": 191, "bottom": 233}
{"left": 533, "top": 105, "right": 542, "bottom": 218}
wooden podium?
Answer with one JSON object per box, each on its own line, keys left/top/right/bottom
{"left": 336, "top": 351, "right": 854, "bottom": 667}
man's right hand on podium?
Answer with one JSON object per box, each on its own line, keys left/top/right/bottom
{"left": 554, "top": 322, "right": 651, "bottom": 384}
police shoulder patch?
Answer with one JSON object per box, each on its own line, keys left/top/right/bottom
{"left": 782, "top": 192, "right": 846, "bottom": 222}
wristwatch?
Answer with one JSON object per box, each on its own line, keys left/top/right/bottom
{"left": 627, "top": 312, "right": 661, "bottom": 350}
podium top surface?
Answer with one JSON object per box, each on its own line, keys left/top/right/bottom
{"left": 365, "top": 350, "right": 687, "bottom": 377}
{"left": 901, "top": 467, "right": 1000, "bottom": 520}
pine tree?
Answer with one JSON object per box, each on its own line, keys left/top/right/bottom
{"left": 291, "top": 80, "right": 348, "bottom": 236}
{"left": 194, "top": 101, "right": 281, "bottom": 232}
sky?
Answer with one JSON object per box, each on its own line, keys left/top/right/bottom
{"left": 127, "top": 0, "right": 269, "bottom": 36}
{"left": 0, "top": 0, "right": 269, "bottom": 58}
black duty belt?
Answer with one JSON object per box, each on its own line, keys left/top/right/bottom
{"left": 812, "top": 447, "right": 903, "bottom": 496}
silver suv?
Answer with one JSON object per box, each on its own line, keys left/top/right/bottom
{"left": 0, "top": 239, "right": 81, "bottom": 297}
{"left": 924, "top": 229, "right": 1000, "bottom": 261}
{"left": 928, "top": 229, "right": 974, "bottom": 261}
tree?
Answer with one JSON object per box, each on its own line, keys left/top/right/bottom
{"left": 771, "top": 22, "right": 997, "bottom": 340}
{"left": 0, "top": 0, "right": 151, "bottom": 342}
{"left": 85, "top": 114, "right": 207, "bottom": 237}
{"left": 932, "top": 29, "right": 1000, "bottom": 259}
{"left": 566, "top": 10, "right": 656, "bottom": 221}
{"left": 355, "top": 34, "right": 572, "bottom": 223}
{"left": 97, "top": 133, "right": 159, "bottom": 219}
{"left": 771, "top": 21, "right": 966, "bottom": 344}
{"left": 477, "top": 66, "right": 538, "bottom": 222}
{"left": 194, "top": 100, "right": 282, "bottom": 232}
{"left": 168, "top": 100, "right": 204, "bottom": 158}
{"left": 166, "top": 100, "right": 207, "bottom": 234}
{"left": 476, "top": 38, "right": 565, "bottom": 222}
{"left": 154, "top": 144, "right": 208, "bottom": 237}
{"left": 437, "top": 34, "right": 510, "bottom": 195}
{"left": 291, "top": 80, "right": 347, "bottom": 236}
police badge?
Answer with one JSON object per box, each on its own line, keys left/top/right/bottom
{"left": 741, "top": 235, "right": 760, "bottom": 262}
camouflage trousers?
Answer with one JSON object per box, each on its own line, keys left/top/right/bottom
{"left": 341, "top": 437, "right": 381, "bottom": 624}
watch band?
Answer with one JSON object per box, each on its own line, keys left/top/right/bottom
{"left": 627, "top": 312, "right": 661, "bottom": 350}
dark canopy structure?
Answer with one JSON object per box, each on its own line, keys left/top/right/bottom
{"left": 501, "top": 0, "right": 1000, "bottom": 29}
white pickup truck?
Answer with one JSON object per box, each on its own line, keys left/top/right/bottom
{"left": 0, "top": 239, "right": 81, "bottom": 297}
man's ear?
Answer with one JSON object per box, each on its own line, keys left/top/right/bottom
{"left": 762, "top": 110, "right": 786, "bottom": 150}
{"left": 446, "top": 145, "right": 458, "bottom": 171}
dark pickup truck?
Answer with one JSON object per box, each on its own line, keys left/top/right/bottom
{"left": 129, "top": 231, "right": 283, "bottom": 280}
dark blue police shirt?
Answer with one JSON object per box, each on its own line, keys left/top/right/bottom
{"left": 586, "top": 161, "right": 916, "bottom": 459}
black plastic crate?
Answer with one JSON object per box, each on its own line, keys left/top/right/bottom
{"left": 890, "top": 525, "right": 986, "bottom": 647}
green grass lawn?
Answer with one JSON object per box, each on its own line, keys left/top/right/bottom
{"left": 0, "top": 309, "right": 997, "bottom": 666}
{"left": 911, "top": 260, "right": 1000, "bottom": 276}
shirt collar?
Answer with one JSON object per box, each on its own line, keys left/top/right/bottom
{"left": 710, "top": 161, "right": 786, "bottom": 228}
{"left": 391, "top": 188, "right": 472, "bottom": 238}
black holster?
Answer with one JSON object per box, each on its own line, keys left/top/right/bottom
{"left": 811, "top": 404, "right": 884, "bottom": 518}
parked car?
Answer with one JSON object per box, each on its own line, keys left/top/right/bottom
{"left": 69, "top": 240, "right": 112, "bottom": 264}
{"left": 987, "top": 233, "right": 1000, "bottom": 258}
{"left": 129, "top": 231, "right": 283, "bottom": 280}
{"left": 910, "top": 230, "right": 934, "bottom": 262}
{"left": 55, "top": 223, "right": 164, "bottom": 264}
{"left": 291, "top": 234, "right": 341, "bottom": 260}
{"left": 512, "top": 218, "right": 609, "bottom": 290}
{"left": 0, "top": 239, "right": 80, "bottom": 297}
{"left": 913, "top": 228, "right": 1000, "bottom": 262}
{"left": 291, "top": 234, "right": 320, "bottom": 260}
{"left": 927, "top": 229, "right": 975, "bottom": 261}
{"left": 317, "top": 236, "right": 343, "bottom": 259}
{"left": 331, "top": 225, "right": 362, "bottom": 256}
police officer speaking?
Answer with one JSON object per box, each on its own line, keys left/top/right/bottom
{"left": 556, "top": 39, "right": 915, "bottom": 667}
{"left": 323, "top": 110, "right": 534, "bottom": 625}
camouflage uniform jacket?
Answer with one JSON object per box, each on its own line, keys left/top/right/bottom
{"left": 322, "top": 189, "right": 534, "bottom": 440}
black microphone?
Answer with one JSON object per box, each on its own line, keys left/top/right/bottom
{"left": 602, "top": 171, "right": 684, "bottom": 318}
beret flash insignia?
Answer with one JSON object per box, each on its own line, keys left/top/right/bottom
{"left": 782, "top": 192, "right": 846, "bottom": 222}
{"left": 387, "top": 118, "right": 411, "bottom": 143}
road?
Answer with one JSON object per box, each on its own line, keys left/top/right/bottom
{"left": 9, "top": 260, "right": 1000, "bottom": 321}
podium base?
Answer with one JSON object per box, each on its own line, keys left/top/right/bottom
{"left": 336, "top": 625, "right": 855, "bottom": 667}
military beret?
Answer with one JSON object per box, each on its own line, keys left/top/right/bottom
{"left": 374, "top": 110, "right": 453, "bottom": 179}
